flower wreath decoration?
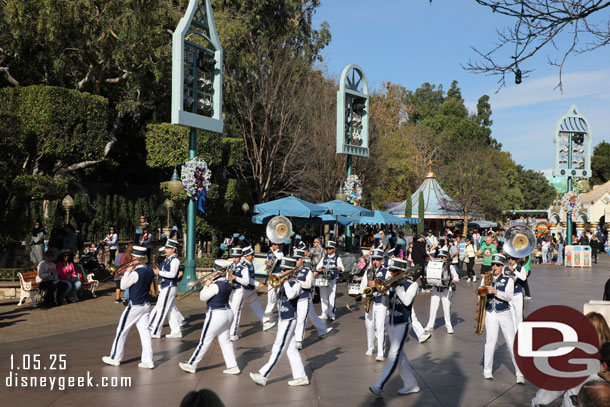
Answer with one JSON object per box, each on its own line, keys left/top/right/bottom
{"left": 181, "top": 157, "right": 212, "bottom": 214}
{"left": 344, "top": 174, "right": 363, "bottom": 205}
{"left": 560, "top": 191, "right": 583, "bottom": 220}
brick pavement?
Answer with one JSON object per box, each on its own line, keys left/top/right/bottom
{"left": 0, "top": 255, "right": 609, "bottom": 407}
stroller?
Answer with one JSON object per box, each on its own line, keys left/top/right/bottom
{"left": 79, "top": 241, "right": 107, "bottom": 275}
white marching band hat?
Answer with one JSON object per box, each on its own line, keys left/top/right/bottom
{"left": 326, "top": 240, "right": 336, "bottom": 249}
{"left": 280, "top": 257, "right": 297, "bottom": 269}
{"left": 132, "top": 245, "right": 147, "bottom": 258}
{"left": 230, "top": 247, "right": 242, "bottom": 257}
{"left": 437, "top": 249, "right": 449, "bottom": 258}
{"left": 242, "top": 246, "right": 254, "bottom": 256}
{"left": 165, "top": 239, "right": 179, "bottom": 249}
{"left": 293, "top": 249, "right": 306, "bottom": 259}
{"left": 491, "top": 253, "right": 507, "bottom": 266}
{"left": 388, "top": 258, "right": 408, "bottom": 271}
{"left": 370, "top": 248, "right": 384, "bottom": 260}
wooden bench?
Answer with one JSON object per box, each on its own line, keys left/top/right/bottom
{"left": 17, "top": 271, "right": 40, "bottom": 307}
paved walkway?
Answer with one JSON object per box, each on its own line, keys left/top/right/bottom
{"left": 1, "top": 256, "right": 609, "bottom": 407}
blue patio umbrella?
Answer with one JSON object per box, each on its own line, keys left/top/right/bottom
{"left": 358, "top": 210, "right": 419, "bottom": 226}
{"left": 252, "top": 212, "right": 355, "bottom": 226}
{"left": 318, "top": 200, "right": 374, "bottom": 217}
{"left": 254, "top": 195, "right": 328, "bottom": 218}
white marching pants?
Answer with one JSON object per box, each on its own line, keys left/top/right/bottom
{"left": 229, "top": 288, "right": 245, "bottom": 338}
{"left": 509, "top": 292, "right": 524, "bottom": 332}
{"left": 265, "top": 276, "right": 280, "bottom": 315}
{"left": 295, "top": 296, "right": 327, "bottom": 342}
{"left": 187, "top": 308, "right": 237, "bottom": 368}
{"left": 319, "top": 279, "right": 337, "bottom": 319}
{"left": 426, "top": 287, "right": 453, "bottom": 330}
{"left": 149, "top": 286, "right": 181, "bottom": 336}
{"left": 259, "top": 318, "right": 306, "bottom": 380}
{"left": 410, "top": 309, "right": 425, "bottom": 338}
{"left": 244, "top": 288, "right": 269, "bottom": 324}
{"left": 150, "top": 305, "right": 184, "bottom": 327}
{"left": 365, "top": 302, "right": 387, "bottom": 357}
{"left": 483, "top": 310, "right": 522, "bottom": 376}
{"left": 109, "top": 302, "right": 153, "bottom": 364}
{"left": 374, "top": 322, "right": 418, "bottom": 390}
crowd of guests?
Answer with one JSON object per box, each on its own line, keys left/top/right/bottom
{"left": 36, "top": 249, "right": 85, "bottom": 306}
{"left": 534, "top": 228, "right": 607, "bottom": 265}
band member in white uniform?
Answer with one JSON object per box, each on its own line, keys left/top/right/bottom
{"left": 149, "top": 239, "right": 182, "bottom": 339}
{"left": 315, "top": 240, "right": 343, "bottom": 321}
{"left": 150, "top": 246, "right": 185, "bottom": 328}
{"left": 241, "top": 246, "right": 276, "bottom": 332}
{"left": 228, "top": 247, "right": 250, "bottom": 341}
{"left": 293, "top": 249, "right": 332, "bottom": 350}
{"left": 250, "top": 258, "right": 309, "bottom": 387}
{"left": 504, "top": 256, "right": 527, "bottom": 332}
{"left": 369, "top": 258, "right": 420, "bottom": 397}
{"left": 481, "top": 254, "right": 524, "bottom": 384}
{"left": 103, "top": 246, "right": 155, "bottom": 369}
{"left": 179, "top": 261, "right": 240, "bottom": 375}
{"left": 264, "top": 242, "right": 284, "bottom": 315}
{"left": 425, "top": 249, "right": 460, "bottom": 334}
{"left": 360, "top": 248, "right": 389, "bottom": 361}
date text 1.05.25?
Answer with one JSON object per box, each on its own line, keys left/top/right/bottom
{"left": 9, "top": 354, "right": 67, "bottom": 371}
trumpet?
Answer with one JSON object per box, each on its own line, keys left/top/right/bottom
{"left": 108, "top": 258, "right": 140, "bottom": 277}
{"left": 246, "top": 265, "right": 302, "bottom": 305}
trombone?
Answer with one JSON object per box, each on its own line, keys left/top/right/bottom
{"left": 177, "top": 259, "right": 232, "bottom": 302}
{"left": 245, "top": 265, "right": 302, "bottom": 304}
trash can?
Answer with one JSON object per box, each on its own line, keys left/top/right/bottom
{"left": 573, "top": 245, "right": 582, "bottom": 267}
{"left": 582, "top": 246, "right": 591, "bottom": 267}
{"left": 565, "top": 245, "right": 575, "bottom": 267}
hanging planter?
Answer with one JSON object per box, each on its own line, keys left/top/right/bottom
{"left": 181, "top": 157, "right": 212, "bottom": 214}
{"left": 344, "top": 174, "right": 363, "bottom": 205}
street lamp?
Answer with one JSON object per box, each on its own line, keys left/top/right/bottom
{"left": 163, "top": 199, "right": 174, "bottom": 229}
{"left": 336, "top": 185, "right": 347, "bottom": 202}
{"left": 61, "top": 195, "right": 74, "bottom": 224}
{"left": 167, "top": 167, "right": 183, "bottom": 195}
{"left": 241, "top": 202, "right": 250, "bottom": 214}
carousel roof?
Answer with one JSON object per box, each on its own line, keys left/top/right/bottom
{"left": 388, "top": 172, "right": 463, "bottom": 220}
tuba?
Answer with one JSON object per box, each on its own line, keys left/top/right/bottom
{"left": 503, "top": 225, "right": 536, "bottom": 260}
{"left": 266, "top": 215, "right": 292, "bottom": 244}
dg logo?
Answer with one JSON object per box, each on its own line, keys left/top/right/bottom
{"left": 514, "top": 305, "right": 600, "bottom": 391}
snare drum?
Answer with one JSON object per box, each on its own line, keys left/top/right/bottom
{"left": 425, "top": 260, "right": 449, "bottom": 287}
{"left": 347, "top": 282, "right": 361, "bottom": 297}
{"left": 315, "top": 277, "right": 330, "bottom": 287}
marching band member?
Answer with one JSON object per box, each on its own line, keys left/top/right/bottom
{"left": 315, "top": 240, "right": 343, "bottom": 321}
{"left": 369, "top": 258, "right": 420, "bottom": 397}
{"left": 425, "top": 249, "right": 459, "bottom": 334}
{"left": 481, "top": 254, "right": 524, "bottom": 384}
{"left": 179, "top": 262, "right": 240, "bottom": 375}
{"left": 150, "top": 246, "right": 185, "bottom": 328}
{"left": 241, "top": 246, "right": 276, "bottom": 332}
{"left": 250, "top": 258, "right": 309, "bottom": 387}
{"left": 505, "top": 256, "right": 527, "bottom": 332}
{"left": 228, "top": 247, "right": 249, "bottom": 341}
{"left": 303, "top": 254, "right": 331, "bottom": 339}
{"left": 293, "top": 248, "right": 332, "bottom": 350}
{"left": 149, "top": 239, "right": 182, "bottom": 339}
{"left": 264, "top": 242, "right": 284, "bottom": 315}
{"left": 102, "top": 246, "right": 155, "bottom": 369}
{"left": 360, "top": 248, "right": 389, "bottom": 361}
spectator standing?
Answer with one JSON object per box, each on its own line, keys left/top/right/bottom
{"left": 29, "top": 220, "right": 45, "bottom": 265}
{"left": 115, "top": 243, "right": 134, "bottom": 304}
{"left": 411, "top": 234, "right": 429, "bottom": 270}
{"left": 134, "top": 215, "right": 150, "bottom": 243}
{"left": 556, "top": 232, "right": 564, "bottom": 265}
{"left": 57, "top": 251, "right": 81, "bottom": 303}
{"left": 448, "top": 239, "right": 459, "bottom": 274}
{"left": 465, "top": 238, "right": 476, "bottom": 282}
{"left": 139, "top": 225, "right": 152, "bottom": 264}
{"left": 590, "top": 235, "right": 602, "bottom": 264}
{"left": 472, "top": 230, "right": 481, "bottom": 251}
{"left": 310, "top": 237, "right": 325, "bottom": 267}
{"left": 456, "top": 234, "right": 467, "bottom": 276}
{"left": 541, "top": 239, "right": 551, "bottom": 265}
{"left": 104, "top": 226, "right": 119, "bottom": 265}
{"left": 476, "top": 235, "right": 497, "bottom": 280}
{"left": 426, "top": 230, "right": 439, "bottom": 257}
{"left": 62, "top": 224, "right": 77, "bottom": 259}
{"left": 579, "top": 231, "right": 590, "bottom": 246}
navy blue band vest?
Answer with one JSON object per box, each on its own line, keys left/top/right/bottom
{"left": 389, "top": 280, "right": 413, "bottom": 325}
{"left": 158, "top": 255, "right": 179, "bottom": 288}
{"left": 322, "top": 255, "right": 339, "bottom": 279}
{"left": 232, "top": 262, "right": 254, "bottom": 290}
{"left": 207, "top": 280, "right": 232, "bottom": 311}
{"left": 486, "top": 274, "right": 511, "bottom": 312}
{"left": 372, "top": 267, "right": 389, "bottom": 304}
{"left": 267, "top": 251, "right": 282, "bottom": 275}
{"left": 130, "top": 266, "right": 155, "bottom": 305}
{"left": 296, "top": 267, "right": 312, "bottom": 300}
{"left": 278, "top": 281, "right": 298, "bottom": 320}
{"left": 242, "top": 261, "right": 256, "bottom": 290}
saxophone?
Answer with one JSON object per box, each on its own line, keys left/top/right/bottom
{"left": 475, "top": 272, "right": 493, "bottom": 335}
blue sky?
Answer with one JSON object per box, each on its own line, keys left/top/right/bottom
{"left": 312, "top": 0, "right": 610, "bottom": 171}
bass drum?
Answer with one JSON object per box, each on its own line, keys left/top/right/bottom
{"left": 425, "top": 260, "right": 450, "bottom": 287}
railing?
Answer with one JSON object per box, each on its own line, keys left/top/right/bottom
{"left": 0, "top": 267, "right": 33, "bottom": 282}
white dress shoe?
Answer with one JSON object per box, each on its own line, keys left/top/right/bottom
{"left": 424, "top": 326, "right": 433, "bottom": 332}
{"left": 319, "top": 314, "right": 328, "bottom": 320}
{"left": 102, "top": 356, "right": 120, "bottom": 366}
{"left": 447, "top": 328, "right": 454, "bottom": 334}
{"left": 365, "top": 349, "right": 374, "bottom": 356}
{"left": 179, "top": 362, "right": 196, "bottom": 374}
{"left": 262, "top": 321, "right": 276, "bottom": 331}
{"left": 516, "top": 375, "right": 525, "bottom": 384}
{"left": 369, "top": 385, "right": 383, "bottom": 397}
{"left": 398, "top": 385, "right": 420, "bottom": 395}
{"left": 250, "top": 372, "right": 267, "bottom": 387}
{"left": 418, "top": 333, "right": 431, "bottom": 343}
{"left": 166, "top": 332, "right": 182, "bottom": 339}
{"left": 376, "top": 356, "right": 385, "bottom": 362}
{"left": 230, "top": 335, "right": 239, "bottom": 342}
{"left": 223, "top": 366, "right": 241, "bottom": 375}
{"left": 138, "top": 362, "right": 155, "bottom": 369}
{"left": 483, "top": 372, "right": 493, "bottom": 380}
{"left": 288, "top": 376, "right": 309, "bottom": 386}
{"left": 296, "top": 341, "right": 303, "bottom": 350}
{"left": 150, "top": 332, "right": 161, "bottom": 339}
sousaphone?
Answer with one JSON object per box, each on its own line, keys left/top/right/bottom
{"left": 503, "top": 225, "right": 536, "bottom": 259}
{"left": 265, "top": 215, "right": 293, "bottom": 244}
